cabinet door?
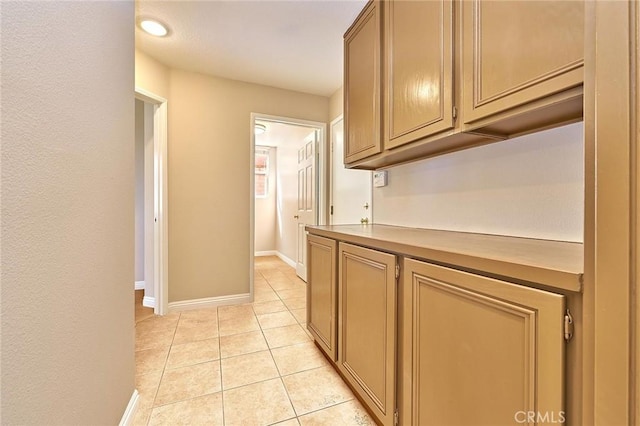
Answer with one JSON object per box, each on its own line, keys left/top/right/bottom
{"left": 404, "top": 259, "right": 565, "bottom": 426}
{"left": 307, "top": 234, "right": 337, "bottom": 361}
{"left": 462, "top": 0, "right": 583, "bottom": 125}
{"left": 338, "top": 243, "right": 396, "bottom": 426}
{"left": 384, "top": 0, "right": 454, "bottom": 150}
{"left": 344, "top": 0, "right": 382, "bottom": 164}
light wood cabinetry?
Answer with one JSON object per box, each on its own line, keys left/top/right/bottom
{"left": 344, "top": 0, "right": 382, "bottom": 164}
{"left": 383, "top": 0, "right": 454, "bottom": 149}
{"left": 306, "top": 234, "right": 337, "bottom": 361}
{"left": 461, "top": 0, "right": 584, "bottom": 133}
{"left": 306, "top": 225, "right": 579, "bottom": 425}
{"left": 403, "top": 258, "right": 566, "bottom": 425}
{"left": 344, "top": 0, "right": 584, "bottom": 170}
{"left": 338, "top": 243, "right": 397, "bottom": 426}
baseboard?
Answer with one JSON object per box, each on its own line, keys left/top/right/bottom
{"left": 254, "top": 251, "right": 296, "bottom": 268}
{"left": 134, "top": 281, "right": 145, "bottom": 290}
{"left": 168, "top": 293, "right": 252, "bottom": 312}
{"left": 119, "top": 389, "right": 139, "bottom": 426}
{"left": 276, "top": 252, "right": 296, "bottom": 268}
{"left": 142, "top": 296, "right": 155, "bottom": 308}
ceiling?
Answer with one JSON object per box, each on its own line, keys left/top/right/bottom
{"left": 255, "top": 120, "right": 316, "bottom": 148}
{"left": 135, "top": 0, "right": 367, "bottom": 97}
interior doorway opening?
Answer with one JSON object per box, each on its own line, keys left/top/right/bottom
{"left": 329, "top": 115, "right": 373, "bottom": 226}
{"left": 250, "top": 113, "right": 327, "bottom": 288}
{"left": 135, "top": 87, "right": 168, "bottom": 315}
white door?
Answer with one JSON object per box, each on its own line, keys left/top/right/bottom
{"left": 296, "top": 131, "right": 317, "bottom": 281}
{"left": 330, "top": 117, "right": 372, "bottom": 225}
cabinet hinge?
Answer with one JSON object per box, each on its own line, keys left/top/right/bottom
{"left": 564, "top": 309, "right": 574, "bottom": 342}
{"left": 452, "top": 106, "right": 458, "bottom": 121}
{"left": 394, "top": 409, "right": 399, "bottom": 426}
{"left": 395, "top": 263, "right": 400, "bottom": 280}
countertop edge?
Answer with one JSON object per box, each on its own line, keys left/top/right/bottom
{"left": 306, "top": 225, "right": 583, "bottom": 292}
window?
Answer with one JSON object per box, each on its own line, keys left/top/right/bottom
{"left": 255, "top": 147, "right": 270, "bottom": 198}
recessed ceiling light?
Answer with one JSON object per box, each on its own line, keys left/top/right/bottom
{"left": 139, "top": 19, "right": 168, "bottom": 37}
{"left": 255, "top": 123, "right": 267, "bottom": 135}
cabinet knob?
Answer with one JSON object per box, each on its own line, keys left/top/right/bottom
{"left": 294, "top": 215, "right": 300, "bottom": 219}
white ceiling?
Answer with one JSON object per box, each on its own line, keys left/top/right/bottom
{"left": 135, "top": 0, "right": 367, "bottom": 97}
{"left": 255, "top": 120, "right": 316, "bottom": 148}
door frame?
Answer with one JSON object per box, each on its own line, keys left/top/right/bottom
{"left": 329, "top": 115, "right": 343, "bottom": 225}
{"left": 135, "top": 87, "right": 168, "bottom": 315}
{"left": 249, "top": 113, "right": 328, "bottom": 285}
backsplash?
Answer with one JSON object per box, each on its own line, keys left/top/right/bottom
{"left": 373, "top": 122, "right": 584, "bottom": 242}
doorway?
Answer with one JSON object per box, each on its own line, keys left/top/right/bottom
{"left": 329, "top": 115, "right": 372, "bottom": 225}
{"left": 250, "top": 113, "right": 327, "bottom": 284}
{"left": 135, "top": 87, "right": 168, "bottom": 315}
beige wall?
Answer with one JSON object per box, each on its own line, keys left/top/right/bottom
{"left": 135, "top": 49, "right": 170, "bottom": 100}
{"left": 374, "top": 122, "right": 584, "bottom": 242}
{"left": 168, "top": 69, "right": 328, "bottom": 302}
{"left": 1, "top": 2, "right": 135, "bottom": 424}
{"left": 329, "top": 86, "right": 344, "bottom": 121}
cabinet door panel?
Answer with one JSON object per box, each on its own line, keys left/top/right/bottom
{"left": 405, "top": 259, "right": 565, "bottom": 426}
{"left": 338, "top": 243, "right": 396, "bottom": 426}
{"left": 463, "top": 0, "right": 583, "bottom": 124}
{"left": 307, "top": 235, "right": 337, "bottom": 360}
{"left": 384, "top": 0, "right": 453, "bottom": 149}
{"left": 344, "top": 1, "right": 382, "bottom": 163}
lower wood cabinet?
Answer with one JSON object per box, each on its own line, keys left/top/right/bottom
{"left": 307, "top": 234, "right": 337, "bottom": 361}
{"left": 338, "top": 243, "right": 397, "bottom": 426}
{"left": 306, "top": 232, "right": 570, "bottom": 426}
{"left": 403, "top": 258, "right": 566, "bottom": 426}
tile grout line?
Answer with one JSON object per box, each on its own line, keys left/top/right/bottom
{"left": 145, "top": 311, "right": 182, "bottom": 425}
{"left": 216, "top": 306, "right": 226, "bottom": 426}
{"left": 137, "top": 258, "right": 344, "bottom": 425}
{"left": 265, "top": 272, "right": 302, "bottom": 424}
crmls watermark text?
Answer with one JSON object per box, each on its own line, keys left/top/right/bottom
{"left": 514, "top": 411, "right": 566, "bottom": 424}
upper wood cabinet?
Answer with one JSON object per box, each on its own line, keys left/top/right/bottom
{"left": 344, "top": 0, "right": 584, "bottom": 169}
{"left": 344, "top": 0, "right": 382, "bottom": 163}
{"left": 384, "top": 0, "right": 454, "bottom": 150}
{"left": 461, "top": 0, "right": 584, "bottom": 130}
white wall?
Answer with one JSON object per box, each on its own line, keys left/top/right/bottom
{"left": 1, "top": 2, "right": 135, "bottom": 424}
{"left": 374, "top": 122, "right": 584, "bottom": 242}
{"left": 135, "top": 99, "right": 145, "bottom": 282}
{"left": 255, "top": 147, "right": 277, "bottom": 253}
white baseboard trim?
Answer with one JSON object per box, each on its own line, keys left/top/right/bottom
{"left": 276, "top": 252, "right": 296, "bottom": 268}
{"left": 119, "top": 389, "right": 139, "bottom": 426}
{"left": 168, "top": 293, "right": 253, "bottom": 312}
{"left": 134, "top": 281, "right": 145, "bottom": 290}
{"left": 255, "top": 250, "right": 277, "bottom": 257}
{"left": 142, "top": 296, "right": 155, "bottom": 308}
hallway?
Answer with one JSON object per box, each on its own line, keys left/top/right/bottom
{"left": 133, "top": 256, "right": 374, "bottom": 425}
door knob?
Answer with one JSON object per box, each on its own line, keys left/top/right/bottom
{"left": 294, "top": 215, "right": 299, "bottom": 219}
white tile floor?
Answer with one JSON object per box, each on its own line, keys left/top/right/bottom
{"left": 133, "top": 256, "right": 375, "bottom": 426}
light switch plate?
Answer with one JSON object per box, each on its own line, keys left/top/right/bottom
{"left": 373, "top": 171, "right": 388, "bottom": 187}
